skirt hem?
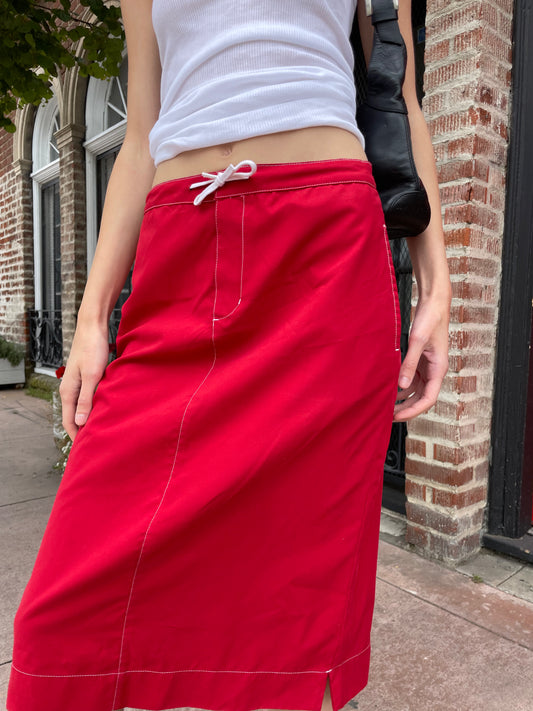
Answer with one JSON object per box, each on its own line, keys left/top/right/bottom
{"left": 8, "top": 647, "right": 370, "bottom": 711}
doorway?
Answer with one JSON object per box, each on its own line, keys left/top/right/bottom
{"left": 485, "top": 0, "right": 533, "bottom": 563}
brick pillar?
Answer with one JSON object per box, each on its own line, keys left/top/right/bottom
{"left": 0, "top": 127, "right": 34, "bottom": 347}
{"left": 56, "top": 123, "right": 87, "bottom": 361}
{"left": 12, "top": 157, "right": 35, "bottom": 348}
{"left": 403, "top": 0, "right": 514, "bottom": 563}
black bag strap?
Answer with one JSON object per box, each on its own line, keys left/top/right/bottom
{"left": 366, "top": 0, "right": 399, "bottom": 25}
{"left": 364, "top": 0, "right": 408, "bottom": 114}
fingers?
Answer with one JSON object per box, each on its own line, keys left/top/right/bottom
{"left": 394, "top": 373, "right": 439, "bottom": 421}
{"left": 57, "top": 324, "right": 111, "bottom": 442}
{"left": 393, "top": 357, "right": 448, "bottom": 421}
{"left": 59, "top": 366, "right": 103, "bottom": 442}
{"left": 392, "top": 293, "right": 450, "bottom": 421}
{"left": 393, "top": 352, "right": 448, "bottom": 421}
{"left": 397, "top": 331, "right": 425, "bottom": 390}
{"left": 74, "top": 372, "right": 99, "bottom": 427}
{"left": 59, "top": 371, "right": 81, "bottom": 442}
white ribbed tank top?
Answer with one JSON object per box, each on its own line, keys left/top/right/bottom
{"left": 148, "top": 0, "right": 365, "bottom": 166}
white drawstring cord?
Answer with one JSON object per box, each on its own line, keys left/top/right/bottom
{"left": 189, "top": 159, "right": 258, "bottom": 205}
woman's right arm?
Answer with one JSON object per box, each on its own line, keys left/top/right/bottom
{"left": 357, "top": 0, "right": 451, "bottom": 421}
{"left": 60, "top": 0, "right": 161, "bottom": 441}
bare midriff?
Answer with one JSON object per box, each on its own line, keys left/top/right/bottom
{"left": 150, "top": 126, "right": 368, "bottom": 188}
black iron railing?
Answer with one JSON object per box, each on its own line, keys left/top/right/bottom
{"left": 28, "top": 309, "right": 63, "bottom": 369}
{"left": 28, "top": 308, "right": 124, "bottom": 369}
{"left": 384, "top": 239, "right": 413, "bottom": 485}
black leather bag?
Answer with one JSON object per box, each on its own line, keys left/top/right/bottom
{"left": 355, "top": 0, "right": 431, "bottom": 240}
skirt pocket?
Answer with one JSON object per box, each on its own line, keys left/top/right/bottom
{"left": 382, "top": 223, "right": 402, "bottom": 354}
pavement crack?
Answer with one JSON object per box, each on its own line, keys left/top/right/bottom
{"left": 497, "top": 567, "right": 526, "bottom": 587}
{"left": 0, "top": 494, "right": 57, "bottom": 508}
{"left": 377, "top": 575, "right": 533, "bottom": 653}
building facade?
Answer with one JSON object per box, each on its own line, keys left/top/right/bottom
{"left": 0, "top": 0, "right": 531, "bottom": 565}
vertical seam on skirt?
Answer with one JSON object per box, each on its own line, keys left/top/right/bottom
{"left": 110, "top": 210, "right": 222, "bottom": 711}
{"left": 213, "top": 195, "right": 245, "bottom": 321}
{"left": 382, "top": 224, "right": 401, "bottom": 353}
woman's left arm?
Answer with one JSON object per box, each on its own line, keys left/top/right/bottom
{"left": 357, "top": 0, "right": 452, "bottom": 421}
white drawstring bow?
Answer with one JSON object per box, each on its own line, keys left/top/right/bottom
{"left": 189, "top": 159, "right": 258, "bottom": 205}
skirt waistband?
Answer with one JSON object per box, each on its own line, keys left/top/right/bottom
{"left": 144, "top": 158, "right": 377, "bottom": 212}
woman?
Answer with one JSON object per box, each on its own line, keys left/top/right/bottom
{"left": 7, "top": 1, "right": 451, "bottom": 710}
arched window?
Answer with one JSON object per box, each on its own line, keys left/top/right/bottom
{"left": 85, "top": 55, "right": 128, "bottom": 262}
{"left": 84, "top": 55, "right": 131, "bottom": 346}
{"left": 105, "top": 58, "right": 128, "bottom": 128}
{"left": 30, "top": 93, "right": 63, "bottom": 372}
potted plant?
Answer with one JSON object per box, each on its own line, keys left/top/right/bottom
{"left": 0, "top": 335, "right": 26, "bottom": 385}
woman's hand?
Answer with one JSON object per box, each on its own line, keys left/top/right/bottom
{"left": 393, "top": 289, "right": 451, "bottom": 421}
{"left": 58, "top": 320, "right": 111, "bottom": 442}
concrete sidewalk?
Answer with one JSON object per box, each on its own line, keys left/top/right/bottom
{"left": 1, "top": 386, "right": 533, "bottom": 711}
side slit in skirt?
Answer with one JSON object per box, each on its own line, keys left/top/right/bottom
{"left": 7, "top": 158, "right": 402, "bottom": 711}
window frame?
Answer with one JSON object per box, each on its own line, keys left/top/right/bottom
{"left": 30, "top": 94, "right": 62, "bottom": 375}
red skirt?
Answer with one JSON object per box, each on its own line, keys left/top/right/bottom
{"left": 8, "top": 158, "right": 401, "bottom": 711}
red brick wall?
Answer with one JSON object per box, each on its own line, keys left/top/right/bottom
{"left": 0, "top": 131, "right": 18, "bottom": 337}
{"left": 404, "top": 0, "right": 514, "bottom": 562}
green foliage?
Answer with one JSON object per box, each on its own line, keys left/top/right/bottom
{"left": 0, "top": 0, "right": 125, "bottom": 132}
{"left": 26, "top": 384, "right": 54, "bottom": 402}
{"left": 0, "top": 335, "right": 25, "bottom": 366}
{"left": 53, "top": 433, "right": 73, "bottom": 475}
